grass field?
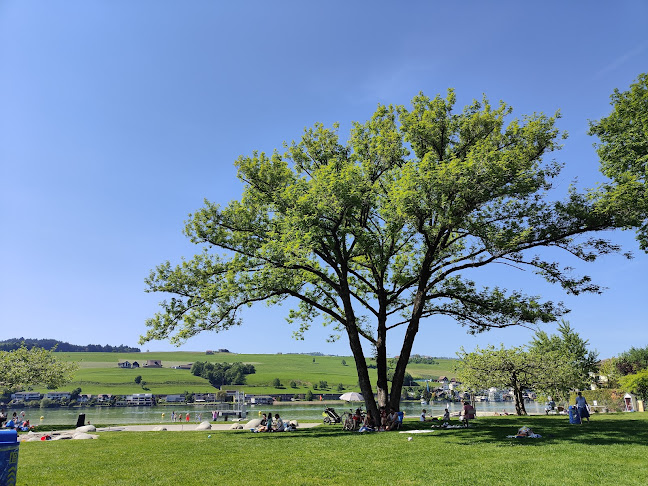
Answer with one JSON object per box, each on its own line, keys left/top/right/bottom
{"left": 33, "top": 352, "right": 458, "bottom": 395}
{"left": 16, "top": 413, "right": 648, "bottom": 485}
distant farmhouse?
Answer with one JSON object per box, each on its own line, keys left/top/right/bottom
{"left": 144, "top": 360, "right": 162, "bottom": 368}
{"left": 117, "top": 360, "right": 140, "bottom": 368}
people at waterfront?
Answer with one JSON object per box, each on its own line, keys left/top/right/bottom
{"left": 358, "top": 410, "right": 374, "bottom": 432}
{"left": 545, "top": 397, "right": 555, "bottom": 415}
{"left": 273, "top": 413, "right": 285, "bottom": 432}
{"left": 186, "top": 412, "right": 190, "bottom": 422}
{"left": 443, "top": 408, "right": 450, "bottom": 422}
{"left": 386, "top": 408, "right": 399, "bottom": 430}
{"left": 461, "top": 402, "right": 475, "bottom": 427}
{"left": 575, "top": 392, "right": 590, "bottom": 423}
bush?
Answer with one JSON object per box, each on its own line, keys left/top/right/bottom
{"left": 581, "top": 389, "right": 625, "bottom": 412}
{"left": 305, "top": 390, "right": 313, "bottom": 401}
{"left": 336, "top": 383, "right": 344, "bottom": 391}
{"left": 319, "top": 380, "right": 328, "bottom": 389}
{"left": 273, "top": 378, "right": 282, "bottom": 388}
{"left": 290, "top": 380, "right": 297, "bottom": 388}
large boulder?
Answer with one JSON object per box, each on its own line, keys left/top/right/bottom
{"left": 195, "top": 421, "right": 212, "bottom": 431}
{"left": 72, "top": 433, "right": 98, "bottom": 440}
{"left": 244, "top": 419, "right": 262, "bottom": 429}
{"left": 229, "top": 423, "right": 243, "bottom": 430}
{"left": 152, "top": 426, "right": 167, "bottom": 431}
{"left": 76, "top": 425, "right": 97, "bottom": 433}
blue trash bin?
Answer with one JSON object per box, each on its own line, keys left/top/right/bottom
{"left": 0, "top": 429, "right": 19, "bottom": 486}
{"left": 568, "top": 405, "right": 581, "bottom": 425}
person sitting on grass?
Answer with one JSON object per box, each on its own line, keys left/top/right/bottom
{"left": 379, "top": 407, "right": 388, "bottom": 431}
{"left": 386, "top": 408, "right": 400, "bottom": 430}
{"left": 420, "top": 409, "right": 427, "bottom": 421}
{"left": 443, "top": 408, "right": 450, "bottom": 423}
{"left": 353, "top": 408, "right": 364, "bottom": 429}
{"left": 273, "top": 414, "right": 285, "bottom": 432}
{"left": 358, "top": 410, "right": 375, "bottom": 433}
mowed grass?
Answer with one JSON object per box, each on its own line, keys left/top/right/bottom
{"left": 36, "top": 352, "right": 457, "bottom": 395}
{"left": 16, "top": 413, "right": 648, "bottom": 485}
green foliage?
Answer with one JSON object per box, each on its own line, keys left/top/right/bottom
{"left": 289, "top": 380, "right": 297, "bottom": 388}
{"left": 589, "top": 72, "right": 648, "bottom": 250}
{"left": 598, "top": 358, "right": 622, "bottom": 388}
{"left": 134, "top": 375, "right": 142, "bottom": 384}
{"left": 408, "top": 355, "right": 439, "bottom": 365}
{"left": 620, "top": 370, "right": 648, "bottom": 401}
{"left": 319, "top": 380, "right": 328, "bottom": 389}
{"left": 457, "top": 344, "right": 564, "bottom": 414}
{"left": 581, "top": 389, "right": 625, "bottom": 412}
{"left": 190, "top": 361, "right": 255, "bottom": 388}
{"left": 530, "top": 320, "right": 599, "bottom": 399}
{"left": 617, "top": 345, "right": 648, "bottom": 375}
{"left": 0, "top": 345, "right": 78, "bottom": 390}
{"left": 305, "top": 389, "right": 313, "bottom": 401}
{"left": 341, "top": 359, "right": 346, "bottom": 366}
{"left": 336, "top": 383, "right": 344, "bottom": 391}
{"left": 0, "top": 337, "right": 140, "bottom": 353}
{"left": 272, "top": 378, "right": 282, "bottom": 388}
{"left": 142, "top": 91, "right": 629, "bottom": 415}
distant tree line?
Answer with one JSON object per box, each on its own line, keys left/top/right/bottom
{"left": 0, "top": 338, "right": 140, "bottom": 353}
{"left": 408, "top": 354, "right": 439, "bottom": 365}
{"left": 190, "top": 361, "right": 256, "bottom": 388}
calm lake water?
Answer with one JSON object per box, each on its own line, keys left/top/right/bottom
{"left": 19, "top": 400, "right": 543, "bottom": 426}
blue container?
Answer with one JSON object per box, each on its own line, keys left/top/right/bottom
{"left": 0, "top": 429, "right": 19, "bottom": 486}
{"left": 568, "top": 405, "right": 581, "bottom": 425}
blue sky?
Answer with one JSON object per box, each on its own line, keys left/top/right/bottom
{"left": 1, "top": 1, "right": 646, "bottom": 359}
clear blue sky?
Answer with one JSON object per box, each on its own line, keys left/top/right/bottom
{"left": 1, "top": 1, "right": 646, "bottom": 359}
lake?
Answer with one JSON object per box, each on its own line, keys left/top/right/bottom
{"left": 20, "top": 400, "right": 544, "bottom": 426}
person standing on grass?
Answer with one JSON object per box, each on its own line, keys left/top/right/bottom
{"left": 575, "top": 392, "right": 590, "bottom": 423}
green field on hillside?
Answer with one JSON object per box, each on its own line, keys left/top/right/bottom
{"left": 33, "top": 352, "right": 458, "bottom": 395}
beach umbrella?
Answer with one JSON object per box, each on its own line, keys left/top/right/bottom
{"left": 339, "top": 392, "right": 364, "bottom": 402}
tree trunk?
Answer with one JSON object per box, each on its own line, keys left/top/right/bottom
{"left": 513, "top": 382, "right": 527, "bottom": 415}
{"left": 345, "top": 319, "right": 378, "bottom": 420}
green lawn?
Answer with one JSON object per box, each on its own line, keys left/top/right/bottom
{"left": 16, "top": 413, "right": 648, "bottom": 485}
{"left": 34, "top": 352, "right": 457, "bottom": 395}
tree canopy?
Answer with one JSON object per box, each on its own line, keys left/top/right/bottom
{"left": 0, "top": 346, "right": 78, "bottom": 390}
{"left": 529, "top": 320, "right": 598, "bottom": 400}
{"left": 589, "top": 72, "right": 648, "bottom": 250}
{"left": 457, "top": 344, "right": 552, "bottom": 415}
{"left": 142, "top": 90, "right": 632, "bottom": 416}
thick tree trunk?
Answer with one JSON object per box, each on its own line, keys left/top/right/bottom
{"left": 389, "top": 317, "right": 419, "bottom": 411}
{"left": 513, "top": 382, "right": 527, "bottom": 415}
{"left": 345, "top": 318, "right": 378, "bottom": 421}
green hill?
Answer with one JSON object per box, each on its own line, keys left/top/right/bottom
{"left": 34, "top": 352, "right": 458, "bottom": 396}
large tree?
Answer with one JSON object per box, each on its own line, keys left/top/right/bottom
{"left": 142, "top": 90, "right": 631, "bottom": 418}
{"left": 0, "top": 345, "right": 78, "bottom": 390}
{"left": 589, "top": 72, "right": 648, "bottom": 250}
{"left": 457, "top": 345, "right": 557, "bottom": 415}
{"left": 529, "top": 320, "right": 599, "bottom": 400}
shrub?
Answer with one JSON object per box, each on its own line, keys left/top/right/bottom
{"left": 273, "top": 378, "right": 282, "bottom": 388}
{"left": 290, "top": 380, "right": 297, "bottom": 388}
{"left": 305, "top": 390, "right": 313, "bottom": 401}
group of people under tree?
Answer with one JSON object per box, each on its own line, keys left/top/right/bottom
{"left": 348, "top": 406, "right": 402, "bottom": 432}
